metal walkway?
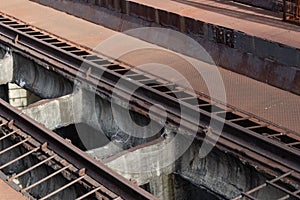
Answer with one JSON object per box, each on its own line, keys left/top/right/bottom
{"left": 0, "top": 99, "right": 156, "bottom": 200}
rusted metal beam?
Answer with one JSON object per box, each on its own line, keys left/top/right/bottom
{"left": 0, "top": 99, "right": 157, "bottom": 200}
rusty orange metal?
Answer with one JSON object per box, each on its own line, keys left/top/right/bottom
{"left": 283, "top": 0, "right": 300, "bottom": 24}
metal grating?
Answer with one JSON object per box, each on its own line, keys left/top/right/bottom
{"left": 232, "top": 171, "right": 300, "bottom": 200}
{"left": 0, "top": 117, "right": 122, "bottom": 200}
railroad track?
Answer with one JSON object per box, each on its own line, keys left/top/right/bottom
{"left": 0, "top": 11, "right": 300, "bottom": 198}
{"left": 0, "top": 98, "right": 156, "bottom": 200}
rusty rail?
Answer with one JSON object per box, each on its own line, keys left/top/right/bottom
{"left": 232, "top": 170, "right": 300, "bottom": 200}
{"left": 0, "top": 99, "right": 157, "bottom": 200}
{"left": 0, "top": 11, "right": 300, "bottom": 186}
{"left": 283, "top": 0, "right": 300, "bottom": 24}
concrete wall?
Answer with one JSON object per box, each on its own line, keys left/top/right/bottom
{"left": 176, "top": 140, "right": 292, "bottom": 199}
{"left": 12, "top": 52, "right": 73, "bottom": 99}
{"left": 31, "top": 0, "right": 300, "bottom": 95}
{"left": 0, "top": 45, "right": 73, "bottom": 99}
{"left": 80, "top": 89, "right": 163, "bottom": 149}
{"left": 174, "top": 174, "right": 223, "bottom": 200}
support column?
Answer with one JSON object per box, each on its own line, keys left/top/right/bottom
{"left": 148, "top": 174, "right": 175, "bottom": 200}
{"left": 22, "top": 91, "right": 82, "bottom": 130}
{"left": 104, "top": 134, "right": 175, "bottom": 186}
{"left": 0, "top": 50, "right": 13, "bottom": 103}
{"left": 0, "top": 50, "right": 13, "bottom": 85}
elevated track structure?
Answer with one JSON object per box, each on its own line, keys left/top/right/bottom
{"left": 0, "top": 4, "right": 299, "bottom": 200}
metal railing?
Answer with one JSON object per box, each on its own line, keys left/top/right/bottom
{"left": 283, "top": 0, "right": 300, "bottom": 24}
{"left": 232, "top": 170, "right": 300, "bottom": 200}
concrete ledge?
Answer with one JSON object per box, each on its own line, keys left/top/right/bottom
{"left": 234, "top": 0, "right": 283, "bottom": 11}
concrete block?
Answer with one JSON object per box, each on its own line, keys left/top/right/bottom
{"left": 106, "top": 136, "right": 175, "bottom": 185}
{"left": 23, "top": 92, "right": 82, "bottom": 130}
{"left": 8, "top": 88, "right": 27, "bottom": 98}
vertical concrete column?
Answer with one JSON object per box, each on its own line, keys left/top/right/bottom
{"left": 0, "top": 50, "right": 13, "bottom": 85}
{"left": 0, "top": 50, "right": 13, "bottom": 103}
{"left": 149, "top": 174, "right": 175, "bottom": 200}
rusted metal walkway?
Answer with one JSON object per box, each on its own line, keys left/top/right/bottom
{"left": 233, "top": 170, "right": 300, "bottom": 200}
{"left": 0, "top": 179, "right": 28, "bottom": 200}
{"left": 0, "top": 99, "right": 156, "bottom": 200}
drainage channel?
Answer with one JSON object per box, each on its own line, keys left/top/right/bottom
{"left": 0, "top": 99, "right": 157, "bottom": 200}
{"left": 0, "top": 11, "right": 300, "bottom": 180}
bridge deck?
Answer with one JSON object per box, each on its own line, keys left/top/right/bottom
{"left": 0, "top": 0, "right": 300, "bottom": 134}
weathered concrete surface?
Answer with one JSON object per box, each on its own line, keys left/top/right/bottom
{"left": 87, "top": 142, "right": 123, "bottom": 160}
{"left": 12, "top": 53, "right": 73, "bottom": 99}
{"left": 105, "top": 135, "right": 175, "bottom": 186}
{"left": 0, "top": 44, "right": 73, "bottom": 99}
{"left": 22, "top": 92, "right": 82, "bottom": 130}
{"left": 8, "top": 83, "right": 28, "bottom": 109}
{"left": 176, "top": 140, "right": 295, "bottom": 199}
{"left": 174, "top": 174, "right": 223, "bottom": 200}
{"left": 8, "top": 83, "right": 40, "bottom": 109}
{"left": 0, "top": 51, "right": 13, "bottom": 85}
{"left": 79, "top": 89, "right": 163, "bottom": 150}
{"left": 22, "top": 87, "right": 163, "bottom": 150}
{"left": 149, "top": 174, "right": 175, "bottom": 200}
{"left": 0, "top": 2, "right": 298, "bottom": 198}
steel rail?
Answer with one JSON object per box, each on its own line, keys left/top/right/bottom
{"left": 0, "top": 14, "right": 300, "bottom": 176}
{"left": 0, "top": 99, "right": 157, "bottom": 200}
